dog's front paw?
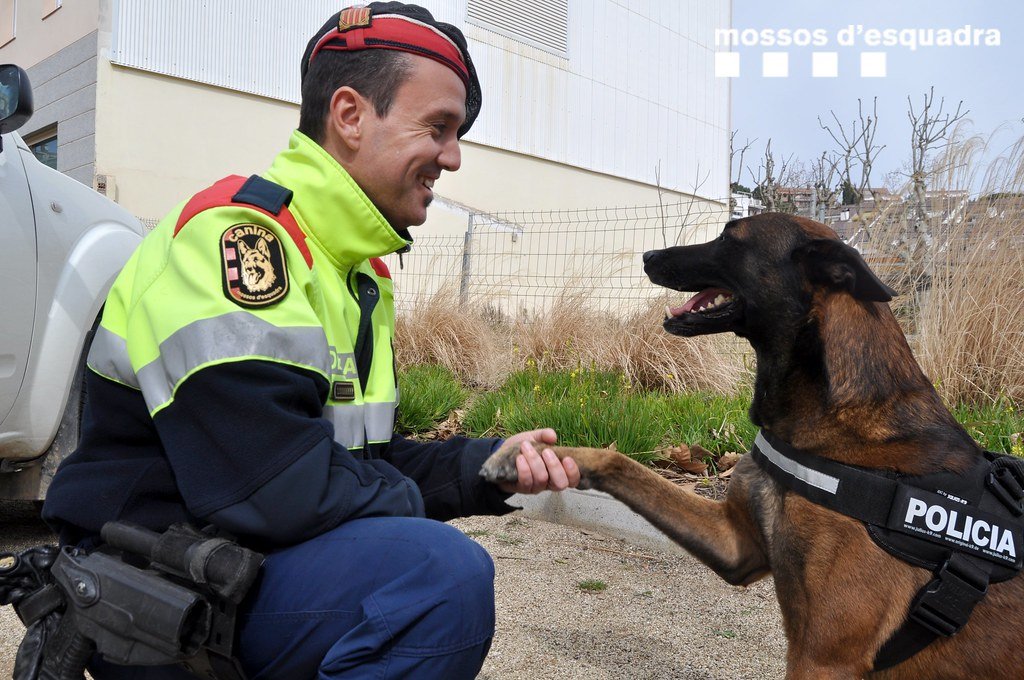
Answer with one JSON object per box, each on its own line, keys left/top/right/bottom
{"left": 480, "top": 440, "right": 527, "bottom": 485}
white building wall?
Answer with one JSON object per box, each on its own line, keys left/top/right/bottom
{"left": 108, "top": 0, "right": 729, "bottom": 199}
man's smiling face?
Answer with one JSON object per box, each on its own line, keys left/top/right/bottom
{"left": 349, "top": 55, "right": 467, "bottom": 230}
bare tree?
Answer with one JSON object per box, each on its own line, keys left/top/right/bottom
{"left": 810, "top": 151, "right": 841, "bottom": 221}
{"left": 855, "top": 98, "right": 885, "bottom": 200}
{"left": 907, "top": 87, "right": 968, "bottom": 249}
{"left": 747, "top": 139, "right": 795, "bottom": 212}
{"left": 729, "top": 130, "right": 757, "bottom": 188}
{"left": 818, "top": 97, "right": 885, "bottom": 205}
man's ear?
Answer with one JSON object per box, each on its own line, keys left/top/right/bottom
{"left": 793, "top": 238, "right": 898, "bottom": 302}
{"left": 328, "top": 86, "right": 367, "bottom": 151}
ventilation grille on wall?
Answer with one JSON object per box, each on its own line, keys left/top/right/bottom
{"left": 467, "top": 0, "right": 569, "bottom": 57}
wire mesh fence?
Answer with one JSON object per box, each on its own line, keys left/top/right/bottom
{"left": 383, "top": 196, "right": 731, "bottom": 317}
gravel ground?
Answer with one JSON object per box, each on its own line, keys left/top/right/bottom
{"left": 1, "top": 501, "right": 786, "bottom": 679}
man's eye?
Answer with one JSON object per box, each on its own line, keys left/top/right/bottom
{"left": 433, "top": 123, "right": 447, "bottom": 135}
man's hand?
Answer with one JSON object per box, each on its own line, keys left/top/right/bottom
{"left": 495, "top": 428, "right": 581, "bottom": 494}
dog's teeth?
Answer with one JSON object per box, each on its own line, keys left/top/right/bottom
{"left": 714, "top": 294, "right": 726, "bottom": 306}
{"left": 666, "top": 305, "right": 673, "bottom": 318}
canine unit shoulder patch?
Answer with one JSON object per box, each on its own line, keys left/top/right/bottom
{"left": 221, "top": 223, "right": 289, "bottom": 308}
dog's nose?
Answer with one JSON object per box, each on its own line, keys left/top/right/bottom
{"left": 642, "top": 250, "right": 657, "bottom": 264}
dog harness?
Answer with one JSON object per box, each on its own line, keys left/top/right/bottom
{"left": 750, "top": 430, "right": 1024, "bottom": 671}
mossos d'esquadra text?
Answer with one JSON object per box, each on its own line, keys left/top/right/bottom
{"left": 716, "top": 25, "right": 1001, "bottom": 51}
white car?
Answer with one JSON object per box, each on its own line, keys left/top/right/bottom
{"left": 0, "top": 64, "right": 145, "bottom": 500}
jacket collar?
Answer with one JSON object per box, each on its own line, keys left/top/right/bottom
{"left": 264, "top": 130, "right": 412, "bottom": 270}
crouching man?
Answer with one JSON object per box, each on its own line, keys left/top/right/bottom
{"left": 42, "top": 3, "right": 578, "bottom": 678}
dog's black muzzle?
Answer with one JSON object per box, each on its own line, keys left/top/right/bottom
{"left": 643, "top": 244, "right": 746, "bottom": 337}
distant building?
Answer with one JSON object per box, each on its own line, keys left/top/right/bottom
{"left": 731, "top": 191, "right": 764, "bottom": 219}
{"left": 776, "top": 186, "right": 815, "bottom": 215}
{"left": 923, "top": 190, "right": 970, "bottom": 222}
{"left": 861, "top": 187, "right": 894, "bottom": 206}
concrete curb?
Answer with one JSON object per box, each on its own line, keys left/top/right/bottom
{"left": 507, "top": 489, "right": 683, "bottom": 555}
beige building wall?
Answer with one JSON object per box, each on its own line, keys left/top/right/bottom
{"left": 93, "top": 64, "right": 709, "bottom": 229}
{"left": 0, "top": 0, "right": 98, "bottom": 67}
{"left": 91, "top": 59, "right": 726, "bottom": 316}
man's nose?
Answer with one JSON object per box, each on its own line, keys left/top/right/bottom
{"left": 440, "top": 138, "right": 461, "bottom": 172}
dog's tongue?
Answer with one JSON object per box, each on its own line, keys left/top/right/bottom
{"left": 669, "top": 288, "right": 732, "bottom": 316}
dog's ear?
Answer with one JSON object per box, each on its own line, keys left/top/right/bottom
{"left": 793, "top": 238, "right": 897, "bottom": 302}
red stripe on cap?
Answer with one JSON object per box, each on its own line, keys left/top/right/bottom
{"left": 310, "top": 15, "right": 468, "bottom": 86}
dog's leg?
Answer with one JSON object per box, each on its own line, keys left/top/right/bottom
{"left": 482, "top": 441, "right": 769, "bottom": 585}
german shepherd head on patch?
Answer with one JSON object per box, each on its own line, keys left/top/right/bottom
{"left": 237, "top": 237, "right": 277, "bottom": 293}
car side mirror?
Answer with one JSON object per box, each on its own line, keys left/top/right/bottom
{"left": 0, "top": 64, "right": 33, "bottom": 137}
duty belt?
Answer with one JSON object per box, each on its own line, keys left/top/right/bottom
{"left": 750, "top": 430, "right": 1024, "bottom": 671}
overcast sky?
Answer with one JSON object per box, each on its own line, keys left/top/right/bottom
{"left": 725, "top": 0, "right": 1023, "bottom": 193}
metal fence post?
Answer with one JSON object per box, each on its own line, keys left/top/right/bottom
{"left": 459, "top": 213, "right": 475, "bottom": 307}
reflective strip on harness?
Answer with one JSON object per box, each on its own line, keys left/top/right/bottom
{"left": 754, "top": 432, "right": 839, "bottom": 494}
{"left": 88, "top": 326, "right": 139, "bottom": 389}
{"left": 136, "top": 312, "right": 331, "bottom": 413}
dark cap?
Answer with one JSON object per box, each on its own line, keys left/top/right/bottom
{"left": 301, "top": 2, "right": 481, "bottom": 137}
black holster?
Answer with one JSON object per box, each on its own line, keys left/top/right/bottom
{"left": 0, "top": 522, "right": 264, "bottom": 680}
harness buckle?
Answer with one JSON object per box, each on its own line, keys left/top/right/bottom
{"left": 987, "top": 456, "right": 1024, "bottom": 517}
{"left": 906, "top": 553, "right": 988, "bottom": 638}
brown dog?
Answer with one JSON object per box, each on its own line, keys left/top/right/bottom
{"left": 481, "top": 213, "right": 1024, "bottom": 678}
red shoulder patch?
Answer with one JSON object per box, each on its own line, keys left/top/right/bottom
{"left": 173, "top": 176, "right": 314, "bottom": 269}
{"left": 370, "top": 257, "right": 391, "bottom": 280}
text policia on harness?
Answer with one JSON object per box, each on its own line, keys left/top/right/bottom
{"left": 751, "top": 430, "right": 1024, "bottom": 671}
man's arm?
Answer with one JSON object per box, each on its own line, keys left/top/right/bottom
{"left": 385, "top": 428, "right": 580, "bottom": 521}
{"left": 154, "top": 359, "right": 424, "bottom": 547}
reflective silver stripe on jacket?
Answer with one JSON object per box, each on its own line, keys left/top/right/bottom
{"left": 137, "top": 312, "right": 331, "bottom": 413}
{"left": 365, "top": 401, "right": 396, "bottom": 443}
{"left": 323, "top": 401, "right": 396, "bottom": 450}
{"left": 754, "top": 431, "right": 840, "bottom": 494}
{"left": 323, "top": 404, "right": 365, "bottom": 450}
{"left": 88, "top": 326, "right": 139, "bottom": 388}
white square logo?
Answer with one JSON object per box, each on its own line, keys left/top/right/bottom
{"left": 715, "top": 52, "right": 740, "bottom": 78}
{"left": 812, "top": 52, "right": 838, "bottom": 78}
{"left": 762, "top": 52, "right": 789, "bottom": 78}
{"left": 861, "top": 52, "right": 887, "bottom": 78}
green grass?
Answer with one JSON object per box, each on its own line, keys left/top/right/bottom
{"left": 495, "top": 533, "right": 524, "bottom": 546}
{"left": 462, "top": 368, "right": 753, "bottom": 462}
{"left": 462, "top": 368, "right": 676, "bottom": 462}
{"left": 950, "top": 398, "right": 1024, "bottom": 456}
{"left": 394, "top": 364, "right": 468, "bottom": 434}
{"left": 400, "top": 366, "right": 1023, "bottom": 460}
{"left": 577, "top": 579, "right": 608, "bottom": 593}
{"left": 663, "top": 390, "right": 757, "bottom": 454}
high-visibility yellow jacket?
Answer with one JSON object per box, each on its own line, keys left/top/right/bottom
{"left": 44, "top": 131, "right": 509, "bottom": 548}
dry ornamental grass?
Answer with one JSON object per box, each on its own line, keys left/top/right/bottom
{"left": 396, "top": 130, "right": 1024, "bottom": 413}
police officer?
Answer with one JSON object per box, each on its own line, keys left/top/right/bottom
{"left": 42, "top": 3, "right": 580, "bottom": 678}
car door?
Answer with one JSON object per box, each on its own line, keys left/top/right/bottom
{"left": 0, "top": 131, "right": 38, "bottom": 426}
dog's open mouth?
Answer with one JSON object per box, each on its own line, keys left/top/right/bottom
{"left": 667, "top": 288, "right": 736, "bottom": 318}
{"left": 663, "top": 287, "right": 743, "bottom": 335}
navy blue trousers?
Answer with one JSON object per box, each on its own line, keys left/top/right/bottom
{"left": 89, "top": 517, "right": 496, "bottom": 679}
